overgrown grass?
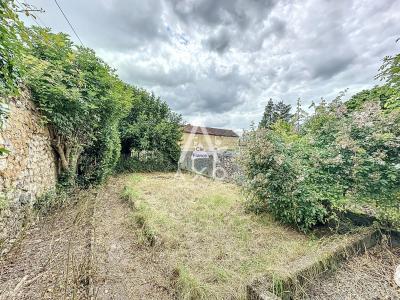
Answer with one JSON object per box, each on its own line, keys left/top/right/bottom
{"left": 173, "top": 266, "right": 210, "bottom": 300}
{"left": 33, "top": 188, "right": 68, "bottom": 215}
{"left": 123, "top": 173, "right": 363, "bottom": 299}
{"left": 0, "top": 196, "right": 8, "bottom": 214}
{"left": 122, "top": 174, "right": 165, "bottom": 246}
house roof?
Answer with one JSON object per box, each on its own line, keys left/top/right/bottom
{"left": 183, "top": 124, "right": 239, "bottom": 138}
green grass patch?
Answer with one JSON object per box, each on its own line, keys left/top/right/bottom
{"left": 121, "top": 185, "right": 140, "bottom": 204}
{"left": 123, "top": 173, "right": 364, "bottom": 299}
{"left": 174, "top": 266, "right": 210, "bottom": 300}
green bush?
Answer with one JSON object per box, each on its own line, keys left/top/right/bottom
{"left": 0, "top": 0, "right": 26, "bottom": 97}
{"left": 240, "top": 100, "right": 400, "bottom": 232}
{"left": 119, "top": 89, "right": 182, "bottom": 171}
{"left": 33, "top": 188, "right": 68, "bottom": 215}
{"left": 117, "top": 150, "right": 178, "bottom": 173}
{"left": 24, "top": 27, "right": 132, "bottom": 186}
{"left": 78, "top": 124, "right": 121, "bottom": 186}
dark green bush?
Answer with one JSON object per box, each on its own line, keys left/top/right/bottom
{"left": 24, "top": 27, "right": 132, "bottom": 186}
{"left": 116, "top": 150, "right": 178, "bottom": 173}
{"left": 119, "top": 89, "right": 182, "bottom": 172}
{"left": 78, "top": 124, "right": 122, "bottom": 186}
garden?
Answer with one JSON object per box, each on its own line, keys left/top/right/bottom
{"left": 121, "top": 172, "right": 386, "bottom": 299}
{"left": 0, "top": 0, "right": 399, "bottom": 299}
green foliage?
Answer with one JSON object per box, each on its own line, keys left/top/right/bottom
{"left": 116, "top": 150, "right": 178, "bottom": 173}
{"left": 24, "top": 27, "right": 132, "bottom": 185}
{"left": 1, "top": 9, "right": 181, "bottom": 185}
{"left": 33, "top": 188, "right": 68, "bottom": 215}
{"left": 378, "top": 52, "right": 400, "bottom": 89}
{"left": 119, "top": 89, "right": 182, "bottom": 170}
{"left": 346, "top": 85, "right": 399, "bottom": 112}
{"left": 259, "top": 99, "right": 292, "bottom": 129}
{"left": 78, "top": 123, "right": 122, "bottom": 186}
{"left": 0, "top": 0, "right": 28, "bottom": 154}
{"left": 259, "top": 99, "right": 275, "bottom": 129}
{"left": 0, "top": 0, "right": 26, "bottom": 96}
{"left": 241, "top": 97, "right": 400, "bottom": 232}
{"left": 375, "top": 51, "right": 400, "bottom": 111}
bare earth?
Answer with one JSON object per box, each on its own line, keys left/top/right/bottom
{"left": 91, "top": 175, "right": 174, "bottom": 300}
{"left": 0, "top": 188, "right": 96, "bottom": 299}
{"left": 304, "top": 244, "right": 400, "bottom": 300}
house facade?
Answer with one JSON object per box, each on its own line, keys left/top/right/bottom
{"left": 181, "top": 124, "right": 239, "bottom": 151}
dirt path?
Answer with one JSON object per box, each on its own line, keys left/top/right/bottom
{"left": 0, "top": 175, "right": 174, "bottom": 300}
{"left": 91, "top": 175, "right": 174, "bottom": 300}
{"left": 304, "top": 244, "right": 400, "bottom": 299}
{"left": 0, "top": 189, "right": 96, "bottom": 300}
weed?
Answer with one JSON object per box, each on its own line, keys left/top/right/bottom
{"left": 173, "top": 266, "right": 209, "bottom": 300}
{"left": 33, "top": 188, "right": 68, "bottom": 215}
{"left": 131, "top": 200, "right": 159, "bottom": 246}
{"left": 121, "top": 186, "right": 139, "bottom": 206}
{"left": 0, "top": 196, "right": 8, "bottom": 214}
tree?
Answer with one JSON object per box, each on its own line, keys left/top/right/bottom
{"left": 259, "top": 98, "right": 274, "bottom": 129}
{"left": 119, "top": 89, "right": 182, "bottom": 169}
{"left": 24, "top": 27, "right": 132, "bottom": 185}
{"left": 274, "top": 101, "right": 292, "bottom": 122}
{"left": 0, "top": 0, "right": 25, "bottom": 97}
{"left": 375, "top": 51, "right": 400, "bottom": 111}
{"left": 346, "top": 85, "right": 398, "bottom": 112}
{"left": 293, "top": 98, "right": 308, "bottom": 132}
{"left": 259, "top": 99, "right": 292, "bottom": 129}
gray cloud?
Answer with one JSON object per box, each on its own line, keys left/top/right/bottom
{"left": 22, "top": 0, "right": 400, "bottom": 131}
{"left": 169, "top": 0, "right": 277, "bottom": 29}
{"left": 203, "top": 27, "right": 231, "bottom": 54}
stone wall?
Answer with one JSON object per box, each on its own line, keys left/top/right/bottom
{"left": 0, "top": 92, "right": 58, "bottom": 250}
{"left": 179, "top": 150, "right": 243, "bottom": 183}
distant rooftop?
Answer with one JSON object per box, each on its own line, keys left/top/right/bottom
{"left": 183, "top": 124, "right": 239, "bottom": 138}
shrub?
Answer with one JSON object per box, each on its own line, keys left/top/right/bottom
{"left": 240, "top": 100, "right": 400, "bottom": 232}
{"left": 240, "top": 125, "right": 335, "bottom": 231}
{"left": 33, "top": 188, "right": 68, "bottom": 215}
{"left": 78, "top": 124, "right": 122, "bottom": 186}
{"left": 119, "top": 89, "right": 182, "bottom": 171}
{"left": 24, "top": 27, "right": 132, "bottom": 186}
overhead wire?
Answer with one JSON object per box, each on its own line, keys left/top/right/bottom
{"left": 53, "top": 0, "right": 84, "bottom": 46}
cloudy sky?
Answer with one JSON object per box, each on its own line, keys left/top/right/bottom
{"left": 21, "top": 0, "right": 399, "bottom": 132}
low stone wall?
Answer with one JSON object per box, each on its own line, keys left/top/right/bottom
{"left": 178, "top": 150, "right": 243, "bottom": 183}
{"left": 0, "top": 93, "right": 58, "bottom": 251}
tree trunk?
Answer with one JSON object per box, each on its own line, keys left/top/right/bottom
{"left": 49, "top": 127, "right": 81, "bottom": 183}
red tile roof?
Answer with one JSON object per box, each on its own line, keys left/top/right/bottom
{"left": 183, "top": 124, "right": 239, "bottom": 137}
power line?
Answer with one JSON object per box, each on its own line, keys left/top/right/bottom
{"left": 53, "top": 0, "right": 84, "bottom": 47}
